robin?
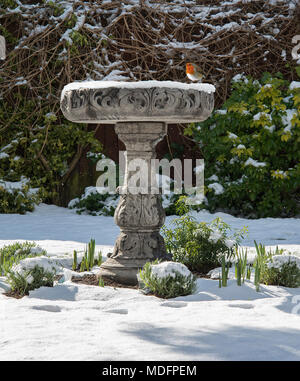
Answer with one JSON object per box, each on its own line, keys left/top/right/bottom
{"left": 186, "top": 63, "right": 204, "bottom": 82}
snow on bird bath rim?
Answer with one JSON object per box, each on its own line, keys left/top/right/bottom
{"left": 61, "top": 80, "right": 216, "bottom": 101}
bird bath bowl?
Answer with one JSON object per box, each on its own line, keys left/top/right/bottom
{"left": 61, "top": 80, "right": 215, "bottom": 285}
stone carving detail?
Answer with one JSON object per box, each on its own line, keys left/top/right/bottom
{"left": 61, "top": 86, "right": 214, "bottom": 122}
{"left": 71, "top": 89, "right": 88, "bottom": 109}
{"left": 141, "top": 195, "right": 161, "bottom": 226}
{"left": 112, "top": 231, "right": 166, "bottom": 260}
{"left": 114, "top": 193, "right": 165, "bottom": 228}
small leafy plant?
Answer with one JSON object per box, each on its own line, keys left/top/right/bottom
{"left": 7, "top": 265, "right": 55, "bottom": 296}
{"left": 139, "top": 260, "right": 197, "bottom": 299}
{"left": 72, "top": 239, "right": 102, "bottom": 272}
{"left": 262, "top": 255, "right": 300, "bottom": 288}
{"left": 162, "top": 196, "right": 247, "bottom": 273}
{"left": 0, "top": 242, "right": 46, "bottom": 276}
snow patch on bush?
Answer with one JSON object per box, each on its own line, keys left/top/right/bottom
{"left": 267, "top": 255, "right": 300, "bottom": 270}
{"left": 150, "top": 261, "right": 192, "bottom": 279}
{"left": 208, "top": 182, "right": 224, "bottom": 195}
{"left": 289, "top": 81, "right": 300, "bottom": 90}
{"left": 11, "top": 256, "right": 61, "bottom": 280}
{"left": 244, "top": 158, "right": 266, "bottom": 167}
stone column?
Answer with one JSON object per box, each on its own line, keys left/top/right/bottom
{"left": 97, "top": 122, "right": 169, "bottom": 285}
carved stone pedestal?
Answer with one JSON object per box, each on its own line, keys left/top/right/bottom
{"left": 98, "top": 122, "right": 169, "bottom": 285}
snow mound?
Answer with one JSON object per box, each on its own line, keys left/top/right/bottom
{"left": 267, "top": 255, "right": 300, "bottom": 270}
{"left": 11, "top": 256, "right": 62, "bottom": 278}
{"left": 150, "top": 261, "right": 192, "bottom": 279}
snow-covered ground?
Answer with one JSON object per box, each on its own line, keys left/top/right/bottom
{"left": 0, "top": 203, "right": 300, "bottom": 361}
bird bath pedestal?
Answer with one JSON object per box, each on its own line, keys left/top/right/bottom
{"left": 61, "top": 80, "right": 214, "bottom": 285}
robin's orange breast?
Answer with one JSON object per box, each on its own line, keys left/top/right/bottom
{"left": 186, "top": 63, "right": 195, "bottom": 75}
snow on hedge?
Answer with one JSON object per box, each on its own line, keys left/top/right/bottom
{"left": 11, "top": 256, "right": 62, "bottom": 280}
{"left": 150, "top": 261, "right": 192, "bottom": 279}
{"left": 244, "top": 158, "right": 267, "bottom": 168}
{"left": 207, "top": 182, "right": 224, "bottom": 195}
{"left": 267, "top": 255, "right": 300, "bottom": 270}
{"left": 0, "top": 176, "right": 39, "bottom": 195}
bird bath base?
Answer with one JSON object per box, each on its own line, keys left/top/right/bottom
{"left": 98, "top": 122, "right": 169, "bottom": 285}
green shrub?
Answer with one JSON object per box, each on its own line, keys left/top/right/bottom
{"left": 0, "top": 181, "right": 42, "bottom": 214}
{"left": 185, "top": 72, "right": 300, "bottom": 218}
{"left": 0, "top": 241, "right": 46, "bottom": 276}
{"left": 139, "top": 260, "right": 197, "bottom": 298}
{"left": 261, "top": 255, "right": 300, "bottom": 288}
{"left": 68, "top": 187, "right": 119, "bottom": 216}
{"left": 162, "top": 197, "right": 247, "bottom": 273}
{"left": 7, "top": 265, "right": 55, "bottom": 296}
{"left": 0, "top": 95, "right": 103, "bottom": 207}
{"left": 162, "top": 193, "right": 182, "bottom": 216}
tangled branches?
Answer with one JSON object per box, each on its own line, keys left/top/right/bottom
{"left": 0, "top": 0, "right": 299, "bottom": 110}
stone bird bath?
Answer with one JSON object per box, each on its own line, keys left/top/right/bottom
{"left": 61, "top": 80, "right": 214, "bottom": 285}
